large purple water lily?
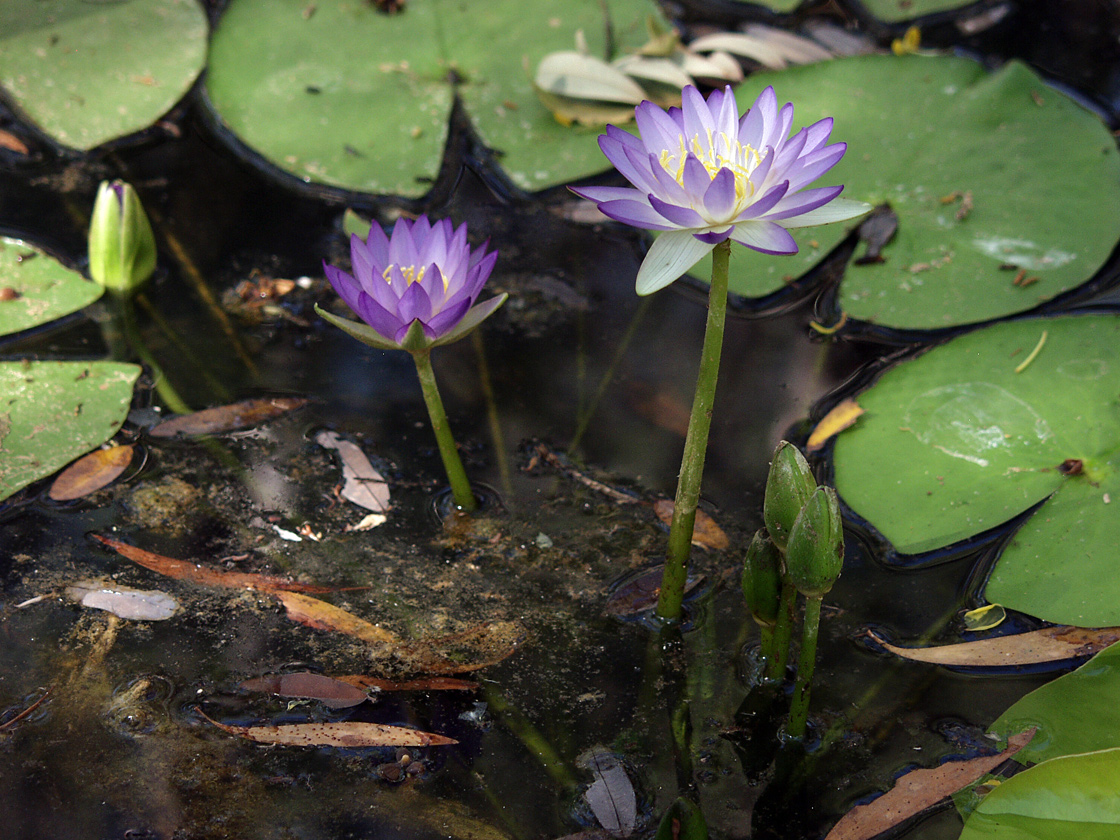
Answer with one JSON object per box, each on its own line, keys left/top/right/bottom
{"left": 571, "top": 85, "right": 870, "bottom": 295}
{"left": 319, "top": 215, "right": 505, "bottom": 352}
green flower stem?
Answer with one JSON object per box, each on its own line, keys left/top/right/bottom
{"left": 757, "top": 623, "right": 776, "bottom": 671}
{"left": 114, "top": 294, "right": 191, "bottom": 416}
{"left": 787, "top": 595, "right": 823, "bottom": 740}
{"left": 657, "top": 239, "right": 732, "bottom": 621}
{"left": 766, "top": 578, "right": 798, "bottom": 682}
{"left": 411, "top": 349, "right": 477, "bottom": 512}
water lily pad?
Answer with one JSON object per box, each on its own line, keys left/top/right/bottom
{"left": 205, "top": 0, "right": 661, "bottom": 197}
{"left": 0, "top": 237, "right": 102, "bottom": 336}
{"left": 957, "top": 748, "right": 1120, "bottom": 840}
{"left": 832, "top": 315, "right": 1120, "bottom": 625}
{"left": 688, "top": 55, "right": 1120, "bottom": 329}
{"left": 0, "top": 361, "right": 140, "bottom": 501}
{"left": 0, "top": 0, "right": 208, "bottom": 151}
{"left": 856, "top": 0, "right": 990, "bottom": 24}
{"left": 990, "top": 642, "right": 1120, "bottom": 766}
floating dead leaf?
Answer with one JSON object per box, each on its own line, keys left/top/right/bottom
{"left": 149, "top": 396, "right": 309, "bottom": 438}
{"left": 605, "top": 566, "right": 705, "bottom": 616}
{"left": 272, "top": 590, "right": 401, "bottom": 645}
{"left": 65, "top": 580, "right": 179, "bottom": 621}
{"left": 867, "top": 626, "right": 1120, "bottom": 667}
{"left": 198, "top": 708, "right": 456, "bottom": 747}
{"left": 580, "top": 750, "right": 638, "bottom": 837}
{"left": 240, "top": 672, "right": 370, "bottom": 708}
{"left": 653, "top": 499, "right": 729, "bottom": 550}
{"left": 315, "top": 430, "right": 390, "bottom": 513}
{"left": 396, "top": 620, "right": 527, "bottom": 675}
{"left": 49, "top": 444, "right": 134, "bottom": 501}
{"left": 825, "top": 729, "right": 1035, "bottom": 840}
{"left": 854, "top": 205, "right": 899, "bottom": 266}
{"left": 336, "top": 675, "right": 478, "bottom": 692}
{"left": 807, "top": 399, "right": 865, "bottom": 452}
{"left": 92, "top": 535, "right": 338, "bottom": 594}
{"left": 0, "top": 129, "right": 29, "bottom": 155}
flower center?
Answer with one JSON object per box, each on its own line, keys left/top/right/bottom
{"left": 658, "top": 129, "right": 766, "bottom": 207}
{"left": 383, "top": 264, "right": 426, "bottom": 286}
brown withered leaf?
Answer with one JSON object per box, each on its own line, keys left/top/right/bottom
{"left": 315, "top": 430, "right": 390, "bottom": 513}
{"left": 0, "top": 129, "right": 29, "bottom": 155}
{"left": 604, "top": 566, "right": 705, "bottom": 616}
{"left": 396, "top": 620, "right": 527, "bottom": 674}
{"left": 240, "top": 672, "right": 370, "bottom": 708}
{"left": 92, "top": 535, "right": 338, "bottom": 594}
{"left": 807, "top": 399, "right": 865, "bottom": 452}
{"left": 49, "top": 444, "right": 134, "bottom": 500}
{"left": 867, "top": 625, "right": 1120, "bottom": 667}
{"left": 336, "top": 675, "right": 478, "bottom": 692}
{"left": 825, "top": 729, "right": 1035, "bottom": 840}
{"left": 653, "top": 499, "right": 729, "bottom": 550}
{"left": 198, "top": 708, "right": 457, "bottom": 747}
{"left": 149, "top": 396, "right": 309, "bottom": 438}
{"left": 272, "top": 590, "right": 401, "bottom": 645}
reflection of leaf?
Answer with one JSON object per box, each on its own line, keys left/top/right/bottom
{"left": 336, "top": 675, "right": 478, "bottom": 692}
{"left": 825, "top": 729, "right": 1034, "bottom": 840}
{"left": 49, "top": 445, "right": 133, "bottom": 501}
{"left": 198, "top": 708, "right": 457, "bottom": 747}
{"left": 958, "top": 747, "right": 1120, "bottom": 840}
{"left": 149, "top": 397, "right": 309, "bottom": 438}
{"left": 0, "top": 361, "right": 139, "bottom": 502}
{"left": 990, "top": 642, "right": 1120, "bottom": 766}
{"left": 866, "top": 626, "right": 1120, "bottom": 668}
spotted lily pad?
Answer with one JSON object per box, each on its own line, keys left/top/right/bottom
{"left": 832, "top": 314, "right": 1120, "bottom": 626}
{"left": 204, "top": 0, "right": 662, "bottom": 197}
{"left": 0, "top": 237, "right": 102, "bottom": 337}
{"left": 0, "top": 361, "right": 140, "bottom": 502}
{"left": 688, "top": 55, "right": 1120, "bottom": 330}
{"left": 0, "top": 0, "right": 208, "bottom": 151}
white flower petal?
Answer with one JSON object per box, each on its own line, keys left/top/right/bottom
{"left": 635, "top": 232, "right": 715, "bottom": 295}
{"left": 779, "top": 198, "right": 872, "bottom": 228}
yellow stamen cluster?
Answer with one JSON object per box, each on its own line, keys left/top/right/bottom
{"left": 658, "top": 128, "right": 766, "bottom": 209}
{"left": 383, "top": 264, "right": 426, "bottom": 286}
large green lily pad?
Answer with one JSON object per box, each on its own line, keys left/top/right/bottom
{"left": 0, "top": 237, "right": 102, "bottom": 337}
{"left": 0, "top": 361, "right": 140, "bottom": 502}
{"left": 0, "top": 0, "right": 208, "bottom": 151}
{"left": 990, "top": 642, "right": 1120, "bottom": 767}
{"left": 687, "top": 55, "right": 1120, "bottom": 330}
{"left": 857, "top": 0, "right": 987, "bottom": 23}
{"left": 832, "top": 315, "right": 1120, "bottom": 625}
{"left": 205, "top": 0, "right": 660, "bottom": 198}
{"left": 957, "top": 748, "right": 1120, "bottom": 840}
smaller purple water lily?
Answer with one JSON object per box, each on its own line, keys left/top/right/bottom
{"left": 571, "top": 85, "right": 870, "bottom": 295}
{"left": 318, "top": 215, "right": 506, "bottom": 352}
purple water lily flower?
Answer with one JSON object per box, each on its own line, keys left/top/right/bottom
{"left": 571, "top": 85, "right": 870, "bottom": 295}
{"left": 320, "top": 215, "right": 506, "bottom": 352}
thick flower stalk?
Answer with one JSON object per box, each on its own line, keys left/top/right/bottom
{"left": 571, "top": 84, "right": 869, "bottom": 295}
{"left": 572, "top": 86, "right": 867, "bottom": 621}
{"left": 316, "top": 216, "right": 507, "bottom": 512}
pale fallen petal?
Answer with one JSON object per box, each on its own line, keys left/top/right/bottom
{"left": 66, "top": 581, "right": 179, "bottom": 621}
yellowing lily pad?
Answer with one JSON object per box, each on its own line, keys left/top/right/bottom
{"left": 690, "top": 55, "right": 1120, "bottom": 331}
{"left": 832, "top": 314, "right": 1120, "bottom": 626}
{"left": 204, "top": 0, "right": 663, "bottom": 197}
{"left": 0, "top": 237, "right": 102, "bottom": 337}
{"left": 0, "top": 0, "right": 208, "bottom": 151}
{"left": 0, "top": 361, "right": 140, "bottom": 502}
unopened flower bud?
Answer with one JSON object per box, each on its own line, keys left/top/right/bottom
{"left": 786, "top": 486, "right": 844, "bottom": 599}
{"left": 88, "top": 180, "right": 156, "bottom": 296}
{"left": 742, "top": 529, "right": 782, "bottom": 629}
{"left": 763, "top": 441, "right": 816, "bottom": 551}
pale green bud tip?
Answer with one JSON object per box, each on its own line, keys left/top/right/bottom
{"left": 88, "top": 179, "right": 157, "bottom": 295}
{"left": 742, "top": 529, "right": 782, "bottom": 627}
{"left": 763, "top": 440, "right": 817, "bottom": 551}
{"left": 785, "top": 486, "right": 844, "bottom": 599}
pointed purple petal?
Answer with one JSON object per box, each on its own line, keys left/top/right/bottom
{"left": 649, "top": 194, "right": 705, "bottom": 229}
{"left": 681, "top": 85, "right": 715, "bottom": 144}
{"left": 681, "top": 155, "right": 712, "bottom": 199}
{"left": 702, "top": 167, "right": 739, "bottom": 221}
{"left": 601, "top": 134, "right": 660, "bottom": 194}
{"left": 784, "top": 143, "right": 846, "bottom": 190}
{"left": 729, "top": 220, "right": 798, "bottom": 255}
{"left": 324, "top": 263, "right": 364, "bottom": 316}
{"left": 424, "top": 297, "right": 472, "bottom": 339}
{"left": 761, "top": 185, "right": 842, "bottom": 222}
{"left": 570, "top": 185, "right": 649, "bottom": 204}
{"left": 739, "top": 86, "right": 776, "bottom": 148}
{"left": 364, "top": 223, "right": 390, "bottom": 267}
{"left": 736, "top": 180, "right": 789, "bottom": 220}
{"left": 635, "top": 100, "right": 686, "bottom": 154}
{"left": 693, "top": 227, "right": 734, "bottom": 244}
{"left": 596, "top": 198, "right": 676, "bottom": 230}
{"left": 396, "top": 280, "right": 433, "bottom": 325}
{"left": 645, "top": 152, "right": 692, "bottom": 205}
{"left": 354, "top": 293, "right": 407, "bottom": 341}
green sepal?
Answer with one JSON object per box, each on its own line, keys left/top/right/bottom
{"left": 743, "top": 529, "right": 782, "bottom": 628}
{"left": 786, "top": 486, "right": 844, "bottom": 599}
{"left": 763, "top": 440, "right": 817, "bottom": 551}
{"left": 88, "top": 180, "right": 156, "bottom": 296}
{"left": 399, "top": 319, "right": 431, "bottom": 354}
{"left": 314, "top": 304, "right": 403, "bottom": 351}
{"left": 430, "top": 293, "right": 508, "bottom": 348}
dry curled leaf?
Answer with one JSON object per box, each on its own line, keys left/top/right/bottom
{"left": 149, "top": 397, "right": 308, "bottom": 438}
{"left": 49, "top": 444, "right": 133, "bottom": 500}
{"left": 867, "top": 626, "right": 1120, "bottom": 667}
{"left": 807, "top": 399, "right": 865, "bottom": 452}
{"left": 825, "top": 729, "right": 1035, "bottom": 840}
{"left": 240, "top": 672, "right": 370, "bottom": 708}
{"left": 653, "top": 499, "right": 729, "bottom": 550}
{"left": 198, "top": 708, "right": 456, "bottom": 747}
{"left": 315, "top": 430, "right": 390, "bottom": 513}
{"left": 272, "top": 590, "right": 401, "bottom": 645}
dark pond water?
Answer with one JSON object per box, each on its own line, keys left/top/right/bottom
{"left": 3, "top": 3, "right": 1120, "bottom": 840}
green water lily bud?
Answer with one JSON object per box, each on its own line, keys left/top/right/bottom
{"left": 763, "top": 440, "right": 816, "bottom": 551}
{"left": 785, "top": 486, "right": 844, "bottom": 598}
{"left": 88, "top": 180, "right": 156, "bottom": 295}
{"left": 742, "top": 529, "right": 782, "bottom": 628}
